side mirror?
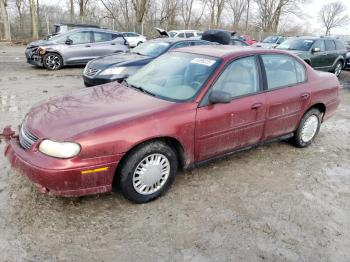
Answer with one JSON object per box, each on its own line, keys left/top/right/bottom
{"left": 312, "top": 47, "right": 320, "bottom": 53}
{"left": 209, "top": 90, "right": 231, "bottom": 104}
{"left": 65, "top": 39, "right": 73, "bottom": 45}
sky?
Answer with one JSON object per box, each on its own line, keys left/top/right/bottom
{"left": 17, "top": 0, "right": 350, "bottom": 36}
{"left": 295, "top": 0, "right": 350, "bottom": 36}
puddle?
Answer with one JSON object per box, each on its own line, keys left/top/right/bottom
{"left": 0, "top": 93, "right": 19, "bottom": 112}
{"left": 326, "top": 166, "right": 350, "bottom": 177}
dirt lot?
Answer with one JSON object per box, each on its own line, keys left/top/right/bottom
{"left": 0, "top": 43, "right": 349, "bottom": 262}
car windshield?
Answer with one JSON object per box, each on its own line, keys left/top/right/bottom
{"left": 262, "top": 36, "right": 279, "bottom": 43}
{"left": 126, "top": 52, "right": 220, "bottom": 102}
{"left": 131, "top": 41, "right": 170, "bottom": 57}
{"left": 277, "top": 38, "right": 315, "bottom": 51}
{"left": 168, "top": 32, "right": 177, "bottom": 37}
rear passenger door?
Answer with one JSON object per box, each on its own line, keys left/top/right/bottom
{"left": 325, "top": 40, "right": 337, "bottom": 69}
{"left": 261, "top": 54, "right": 310, "bottom": 140}
{"left": 91, "top": 32, "right": 124, "bottom": 57}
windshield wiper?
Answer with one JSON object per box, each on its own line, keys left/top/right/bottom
{"left": 123, "top": 80, "right": 155, "bottom": 97}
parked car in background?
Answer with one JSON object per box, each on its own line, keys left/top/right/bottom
{"left": 25, "top": 28, "right": 129, "bottom": 70}
{"left": 48, "top": 23, "right": 100, "bottom": 39}
{"left": 230, "top": 38, "right": 249, "bottom": 46}
{"left": 253, "top": 35, "right": 286, "bottom": 48}
{"left": 4, "top": 45, "right": 340, "bottom": 203}
{"left": 240, "top": 35, "right": 257, "bottom": 45}
{"left": 277, "top": 37, "right": 347, "bottom": 77}
{"left": 121, "top": 32, "right": 146, "bottom": 47}
{"left": 155, "top": 28, "right": 203, "bottom": 38}
{"left": 83, "top": 38, "right": 215, "bottom": 86}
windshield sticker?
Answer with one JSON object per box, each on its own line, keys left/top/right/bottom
{"left": 191, "top": 58, "right": 216, "bottom": 66}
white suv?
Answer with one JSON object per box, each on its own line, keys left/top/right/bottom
{"left": 168, "top": 30, "right": 203, "bottom": 38}
{"left": 121, "top": 32, "right": 147, "bottom": 47}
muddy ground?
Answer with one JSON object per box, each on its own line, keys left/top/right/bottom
{"left": 0, "top": 43, "right": 349, "bottom": 262}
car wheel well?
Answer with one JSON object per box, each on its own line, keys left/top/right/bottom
{"left": 304, "top": 59, "right": 311, "bottom": 65}
{"left": 307, "top": 103, "right": 326, "bottom": 119}
{"left": 112, "top": 137, "right": 185, "bottom": 190}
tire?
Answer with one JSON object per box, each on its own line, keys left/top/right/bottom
{"left": 333, "top": 61, "right": 342, "bottom": 77}
{"left": 291, "top": 108, "right": 322, "bottom": 148}
{"left": 136, "top": 41, "right": 142, "bottom": 46}
{"left": 118, "top": 141, "right": 178, "bottom": 203}
{"left": 43, "top": 53, "right": 63, "bottom": 70}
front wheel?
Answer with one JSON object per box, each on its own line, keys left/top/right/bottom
{"left": 118, "top": 141, "right": 178, "bottom": 203}
{"left": 291, "top": 108, "right": 322, "bottom": 148}
{"left": 333, "top": 61, "right": 342, "bottom": 77}
{"left": 43, "top": 53, "right": 63, "bottom": 70}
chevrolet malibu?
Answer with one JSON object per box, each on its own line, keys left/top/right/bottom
{"left": 3, "top": 46, "right": 340, "bottom": 203}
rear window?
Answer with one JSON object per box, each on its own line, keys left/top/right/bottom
{"left": 185, "top": 32, "right": 195, "bottom": 38}
{"left": 335, "top": 40, "right": 345, "bottom": 50}
{"left": 94, "top": 32, "right": 112, "bottom": 42}
{"left": 325, "top": 40, "right": 336, "bottom": 51}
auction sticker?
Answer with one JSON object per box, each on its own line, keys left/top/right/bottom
{"left": 191, "top": 58, "right": 216, "bottom": 66}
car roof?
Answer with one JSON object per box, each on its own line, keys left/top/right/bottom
{"left": 65, "top": 28, "right": 120, "bottom": 34}
{"left": 169, "top": 30, "right": 201, "bottom": 33}
{"left": 171, "top": 45, "right": 291, "bottom": 58}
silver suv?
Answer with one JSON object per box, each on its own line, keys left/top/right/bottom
{"left": 25, "top": 28, "right": 129, "bottom": 70}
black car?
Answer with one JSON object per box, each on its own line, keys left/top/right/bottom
{"left": 83, "top": 38, "right": 215, "bottom": 86}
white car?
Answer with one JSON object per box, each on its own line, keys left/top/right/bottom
{"left": 155, "top": 28, "right": 203, "bottom": 38}
{"left": 121, "top": 32, "right": 146, "bottom": 47}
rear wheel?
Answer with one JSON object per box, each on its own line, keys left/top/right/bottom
{"left": 43, "top": 53, "right": 63, "bottom": 70}
{"left": 333, "top": 61, "right": 342, "bottom": 77}
{"left": 291, "top": 108, "right": 322, "bottom": 148}
{"left": 118, "top": 141, "right": 178, "bottom": 203}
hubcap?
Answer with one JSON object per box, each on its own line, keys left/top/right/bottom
{"left": 132, "top": 154, "right": 170, "bottom": 195}
{"left": 335, "top": 63, "right": 342, "bottom": 76}
{"left": 45, "top": 55, "right": 61, "bottom": 69}
{"left": 301, "top": 115, "right": 319, "bottom": 143}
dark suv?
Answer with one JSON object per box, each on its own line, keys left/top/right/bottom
{"left": 277, "top": 37, "right": 346, "bottom": 77}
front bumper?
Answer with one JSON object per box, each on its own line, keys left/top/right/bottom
{"left": 83, "top": 75, "right": 123, "bottom": 87}
{"left": 25, "top": 48, "right": 43, "bottom": 67}
{"left": 4, "top": 136, "right": 123, "bottom": 197}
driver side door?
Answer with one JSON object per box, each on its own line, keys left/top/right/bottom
{"left": 195, "top": 56, "right": 267, "bottom": 162}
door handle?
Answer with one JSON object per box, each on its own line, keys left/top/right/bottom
{"left": 111, "top": 43, "right": 116, "bottom": 45}
{"left": 300, "top": 93, "right": 310, "bottom": 100}
{"left": 251, "top": 103, "right": 263, "bottom": 110}
{"left": 85, "top": 45, "right": 91, "bottom": 47}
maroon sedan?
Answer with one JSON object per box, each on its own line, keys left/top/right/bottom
{"left": 3, "top": 46, "right": 340, "bottom": 203}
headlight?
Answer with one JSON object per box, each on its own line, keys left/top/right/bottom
{"left": 99, "top": 66, "right": 127, "bottom": 75}
{"left": 39, "top": 139, "right": 81, "bottom": 159}
{"left": 38, "top": 47, "right": 46, "bottom": 55}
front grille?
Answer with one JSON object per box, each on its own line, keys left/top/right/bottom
{"left": 84, "top": 67, "right": 100, "bottom": 77}
{"left": 19, "top": 125, "right": 38, "bottom": 150}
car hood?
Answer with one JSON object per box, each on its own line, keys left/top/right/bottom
{"left": 253, "top": 42, "right": 276, "bottom": 48}
{"left": 24, "top": 83, "right": 174, "bottom": 140}
{"left": 87, "top": 52, "right": 152, "bottom": 70}
{"left": 27, "top": 39, "right": 53, "bottom": 48}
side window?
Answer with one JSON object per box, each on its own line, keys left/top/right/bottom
{"left": 313, "top": 40, "right": 325, "bottom": 52}
{"left": 177, "top": 33, "right": 185, "bottom": 38}
{"left": 172, "top": 42, "right": 191, "bottom": 49}
{"left": 94, "top": 32, "right": 112, "bottom": 42}
{"left": 112, "top": 33, "right": 121, "bottom": 40}
{"left": 185, "top": 32, "right": 195, "bottom": 38}
{"left": 211, "top": 56, "right": 260, "bottom": 98}
{"left": 325, "top": 40, "right": 336, "bottom": 51}
{"left": 67, "top": 31, "right": 91, "bottom": 44}
{"left": 261, "top": 54, "right": 306, "bottom": 90}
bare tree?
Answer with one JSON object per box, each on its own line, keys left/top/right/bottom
{"left": 15, "top": 0, "right": 24, "bottom": 34}
{"left": 255, "top": 0, "right": 302, "bottom": 33}
{"left": 159, "top": 0, "right": 179, "bottom": 28}
{"left": 180, "top": 0, "right": 194, "bottom": 29}
{"left": 0, "top": 0, "right": 11, "bottom": 40}
{"left": 227, "top": 0, "right": 246, "bottom": 29}
{"left": 132, "top": 0, "right": 150, "bottom": 33}
{"left": 319, "top": 1, "right": 349, "bottom": 36}
{"left": 77, "top": 0, "right": 90, "bottom": 22}
{"left": 245, "top": 0, "right": 250, "bottom": 31}
{"left": 205, "top": 0, "right": 226, "bottom": 28}
{"left": 70, "top": 0, "right": 74, "bottom": 22}
{"left": 29, "top": 0, "right": 39, "bottom": 39}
